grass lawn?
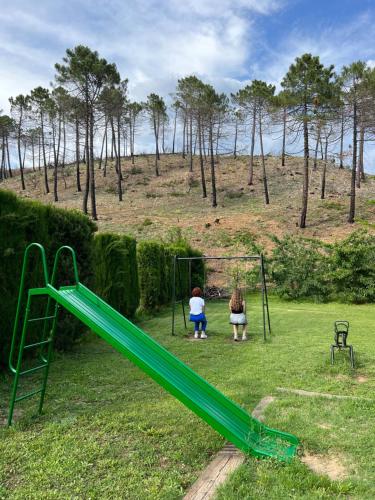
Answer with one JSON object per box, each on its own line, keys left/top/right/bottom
{"left": 1, "top": 296, "right": 374, "bottom": 499}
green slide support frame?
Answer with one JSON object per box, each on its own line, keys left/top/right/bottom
{"left": 8, "top": 244, "right": 299, "bottom": 462}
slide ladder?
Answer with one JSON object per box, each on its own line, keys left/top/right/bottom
{"left": 8, "top": 244, "right": 299, "bottom": 461}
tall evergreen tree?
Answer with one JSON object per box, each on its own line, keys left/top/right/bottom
{"left": 281, "top": 54, "right": 335, "bottom": 228}
{"left": 55, "top": 45, "right": 120, "bottom": 220}
{"left": 341, "top": 61, "right": 368, "bottom": 223}
{"left": 9, "top": 94, "right": 30, "bottom": 190}
{"left": 144, "top": 93, "right": 167, "bottom": 176}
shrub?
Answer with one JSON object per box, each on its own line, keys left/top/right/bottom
{"left": 329, "top": 230, "right": 375, "bottom": 303}
{"left": 0, "top": 190, "right": 96, "bottom": 368}
{"left": 270, "top": 235, "right": 332, "bottom": 301}
{"left": 138, "top": 241, "right": 165, "bottom": 310}
{"left": 93, "top": 233, "right": 139, "bottom": 318}
{"left": 138, "top": 240, "right": 204, "bottom": 312}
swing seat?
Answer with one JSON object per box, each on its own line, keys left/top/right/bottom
{"left": 330, "top": 321, "right": 355, "bottom": 368}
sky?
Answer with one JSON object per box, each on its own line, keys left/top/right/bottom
{"left": 1, "top": 0, "right": 375, "bottom": 167}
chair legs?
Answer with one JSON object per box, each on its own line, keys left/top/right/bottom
{"left": 349, "top": 346, "right": 355, "bottom": 369}
{"left": 330, "top": 345, "right": 355, "bottom": 368}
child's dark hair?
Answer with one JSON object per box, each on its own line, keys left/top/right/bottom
{"left": 192, "top": 287, "right": 203, "bottom": 297}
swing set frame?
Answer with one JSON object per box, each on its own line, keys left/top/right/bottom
{"left": 171, "top": 254, "right": 271, "bottom": 340}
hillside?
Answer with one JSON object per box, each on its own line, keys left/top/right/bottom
{"left": 2, "top": 154, "right": 375, "bottom": 256}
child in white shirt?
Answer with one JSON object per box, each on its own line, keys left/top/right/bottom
{"left": 189, "top": 287, "right": 207, "bottom": 339}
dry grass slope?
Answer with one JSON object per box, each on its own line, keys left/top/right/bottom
{"left": 2, "top": 154, "right": 375, "bottom": 254}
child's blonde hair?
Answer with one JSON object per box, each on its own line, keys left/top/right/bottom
{"left": 230, "top": 288, "right": 243, "bottom": 311}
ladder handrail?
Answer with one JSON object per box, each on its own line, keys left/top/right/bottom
{"left": 51, "top": 245, "right": 80, "bottom": 288}
{"left": 9, "top": 243, "right": 50, "bottom": 373}
{"left": 40, "top": 246, "right": 79, "bottom": 361}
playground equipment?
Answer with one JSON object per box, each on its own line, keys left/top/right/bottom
{"left": 171, "top": 255, "right": 271, "bottom": 339}
{"left": 330, "top": 320, "right": 355, "bottom": 368}
{"left": 8, "top": 243, "right": 299, "bottom": 461}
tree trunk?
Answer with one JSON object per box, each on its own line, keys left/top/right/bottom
{"left": 259, "top": 115, "right": 269, "bottom": 205}
{"left": 17, "top": 113, "right": 26, "bottom": 190}
{"left": 172, "top": 108, "right": 177, "bottom": 154}
{"left": 321, "top": 138, "right": 328, "bottom": 199}
{"left": 189, "top": 113, "right": 193, "bottom": 172}
{"left": 104, "top": 120, "right": 108, "bottom": 174}
{"left": 89, "top": 108, "right": 98, "bottom": 220}
{"left": 31, "top": 137, "right": 35, "bottom": 172}
{"left": 52, "top": 118, "right": 60, "bottom": 202}
{"left": 98, "top": 124, "right": 106, "bottom": 171}
{"left": 75, "top": 118, "right": 82, "bottom": 192}
{"left": 281, "top": 107, "right": 287, "bottom": 166}
{"left": 61, "top": 120, "right": 67, "bottom": 190}
{"left": 110, "top": 118, "right": 119, "bottom": 174}
{"left": 132, "top": 116, "right": 136, "bottom": 165}
{"left": 117, "top": 114, "right": 123, "bottom": 201}
{"left": 339, "top": 111, "right": 344, "bottom": 169}
{"left": 6, "top": 137, "right": 12, "bottom": 177}
{"left": 38, "top": 133, "right": 41, "bottom": 171}
{"left": 162, "top": 120, "right": 165, "bottom": 154}
{"left": 40, "top": 111, "right": 49, "bottom": 193}
{"left": 248, "top": 106, "right": 256, "bottom": 185}
{"left": 313, "top": 125, "right": 320, "bottom": 171}
{"left": 233, "top": 117, "right": 238, "bottom": 159}
{"left": 198, "top": 115, "right": 207, "bottom": 198}
{"left": 83, "top": 107, "right": 90, "bottom": 215}
{"left": 348, "top": 100, "right": 357, "bottom": 224}
{"left": 299, "top": 103, "right": 309, "bottom": 228}
{"left": 209, "top": 121, "right": 217, "bottom": 208}
{"left": 357, "top": 126, "right": 365, "bottom": 186}
{"left": 182, "top": 114, "right": 186, "bottom": 159}
{"left": 153, "top": 115, "right": 160, "bottom": 176}
{"left": 1, "top": 134, "right": 5, "bottom": 180}
{"left": 111, "top": 128, "right": 114, "bottom": 161}
{"left": 215, "top": 118, "right": 221, "bottom": 157}
{"left": 129, "top": 113, "right": 134, "bottom": 165}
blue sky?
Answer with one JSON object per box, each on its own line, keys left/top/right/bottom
{"left": 1, "top": 0, "right": 375, "bottom": 167}
{"left": 1, "top": 0, "right": 374, "bottom": 109}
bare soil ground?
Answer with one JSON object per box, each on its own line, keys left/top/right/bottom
{"left": 301, "top": 452, "right": 348, "bottom": 481}
{"left": 2, "top": 154, "right": 374, "bottom": 255}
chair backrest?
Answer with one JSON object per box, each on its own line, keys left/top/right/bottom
{"left": 334, "top": 320, "right": 349, "bottom": 346}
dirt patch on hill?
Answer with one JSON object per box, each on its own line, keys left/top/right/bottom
{"left": 2, "top": 155, "right": 375, "bottom": 257}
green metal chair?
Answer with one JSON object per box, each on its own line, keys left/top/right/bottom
{"left": 330, "top": 320, "right": 355, "bottom": 368}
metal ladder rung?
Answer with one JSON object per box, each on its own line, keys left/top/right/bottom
{"left": 24, "top": 339, "right": 52, "bottom": 350}
{"left": 20, "top": 364, "right": 48, "bottom": 376}
{"left": 15, "top": 388, "right": 43, "bottom": 403}
{"left": 27, "top": 315, "right": 56, "bottom": 323}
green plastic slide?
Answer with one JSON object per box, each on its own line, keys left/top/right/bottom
{"left": 8, "top": 244, "right": 299, "bottom": 461}
{"left": 49, "top": 283, "right": 298, "bottom": 460}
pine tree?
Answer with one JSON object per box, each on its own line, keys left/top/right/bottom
{"left": 281, "top": 54, "right": 335, "bottom": 228}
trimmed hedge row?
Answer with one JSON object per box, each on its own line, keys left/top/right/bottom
{"left": 93, "top": 233, "right": 139, "bottom": 318}
{"left": 0, "top": 190, "right": 202, "bottom": 371}
{"left": 0, "top": 189, "right": 96, "bottom": 367}
{"left": 138, "top": 242, "right": 204, "bottom": 311}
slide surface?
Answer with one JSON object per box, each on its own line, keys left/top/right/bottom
{"left": 48, "top": 283, "right": 299, "bottom": 461}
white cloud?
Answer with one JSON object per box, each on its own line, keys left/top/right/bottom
{"left": 0, "top": 0, "right": 285, "bottom": 111}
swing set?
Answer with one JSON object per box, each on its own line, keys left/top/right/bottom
{"left": 171, "top": 254, "right": 271, "bottom": 340}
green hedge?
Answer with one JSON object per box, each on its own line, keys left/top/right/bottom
{"left": 269, "top": 235, "right": 332, "bottom": 302}
{"left": 93, "top": 233, "right": 139, "bottom": 317}
{"left": 138, "top": 242, "right": 204, "bottom": 311}
{"left": 0, "top": 190, "right": 96, "bottom": 368}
